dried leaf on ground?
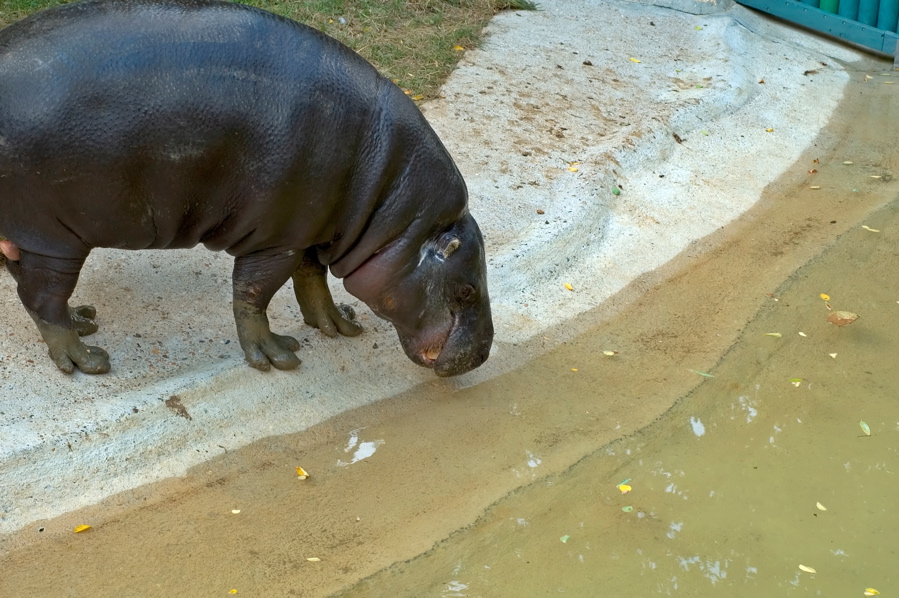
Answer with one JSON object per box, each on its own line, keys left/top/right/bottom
{"left": 827, "top": 311, "right": 858, "bottom": 326}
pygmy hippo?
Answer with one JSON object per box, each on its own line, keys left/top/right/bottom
{"left": 0, "top": 0, "right": 493, "bottom": 377}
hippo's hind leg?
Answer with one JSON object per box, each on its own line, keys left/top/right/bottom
{"left": 232, "top": 250, "right": 306, "bottom": 371}
{"left": 6, "top": 250, "right": 109, "bottom": 374}
{"left": 291, "top": 249, "right": 363, "bottom": 338}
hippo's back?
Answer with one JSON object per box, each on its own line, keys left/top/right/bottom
{"left": 0, "top": 0, "right": 387, "bottom": 256}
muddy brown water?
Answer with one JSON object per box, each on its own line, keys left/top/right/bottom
{"left": 0, "top": 59, "right": 897, "bottom": 597}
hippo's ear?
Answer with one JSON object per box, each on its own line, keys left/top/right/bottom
{"left": 439, "top": 237, "right": 461, "bottom": 260}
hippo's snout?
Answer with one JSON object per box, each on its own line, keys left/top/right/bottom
{"left": 397, "top": 304, "right": 492, "bottom": 377}
{"left": 432, "top": 306, "right": 494, "bottom": 377}
{"left": 433, "top": 335, "right": 492, "bottom": 377}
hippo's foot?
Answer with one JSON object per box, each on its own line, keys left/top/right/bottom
{"left": 51, "top": 343, "right": 110, "bottom": 375}
{"left": 303, "top": 302, "right": 363, "bottom": 338}
{"left": 70, "top": 305, "right": 99, "bottom": 336}
{"left": 292, "top": 255, "right": 364, "bottom": 338}
{"left": 31, "top": 317, "right": 110, "bottom": 374}
{"left": 233, "top": 304, "right": 301, "bottom": 371}
{"left": 242, "top": 331, "right": 302, "bottom": 371}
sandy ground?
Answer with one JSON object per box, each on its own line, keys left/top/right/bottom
{"left": 0, "top": 0, "right": 874, "bottom": 535}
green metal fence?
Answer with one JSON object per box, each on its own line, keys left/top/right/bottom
{"left": 736, "top": 0, "right": 899, "bottom": 56}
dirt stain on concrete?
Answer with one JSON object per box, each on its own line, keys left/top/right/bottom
{"left": 164, "top": 394, "right": 192, "bottom": 421}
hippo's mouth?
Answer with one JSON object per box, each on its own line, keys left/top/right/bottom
{"left": 399, "top": 314, "right": 454, "bottom": 370}
{"left": 421, "top": 345, "right": 444, "bottom": 365}
{"left": 416, "top": 321, "right": 453, "bottom": 367}
{"left": 399, "top": 308, "right": 491, "bottom": 377}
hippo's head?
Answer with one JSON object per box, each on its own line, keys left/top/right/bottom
{"left": 343, "top": 212, "right": 493, "bottom": 376}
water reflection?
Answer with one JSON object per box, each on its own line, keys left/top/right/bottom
{"left": 336, "top": 428, "right": 384, "bottom": 466}
{"left": 689, "top": 416, "right": 705, "bottom": 436}
{"left": 343, "top": 180, "right": 899, "bottom": 597}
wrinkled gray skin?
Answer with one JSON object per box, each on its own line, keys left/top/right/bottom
{"left": 0, "top": 0, "right": 493, "bottom": 377}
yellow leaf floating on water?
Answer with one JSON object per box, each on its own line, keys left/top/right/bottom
{"left": 820, "top": 293, "right": 830, "bottom": 301}
{"left": 73, "top": 525, "right": 91, "bottom": 533}
{"left": 229, "top": 591, "right": 238, "bottom": 595}
{"left": 296, "top": 466, "right": 309, "bottom": 480}
{"left": 618, "top": 484, "right": 632, "bottom": 494}
{"left": 816, "top": 502, "right": 827, "bottom": 511}
{"left": 865, "top": 589, "right": 881, "bottom": 596}
{"left": 564, "top": 283, "right": 574, "bottom": 291}
{"left": 798, "top": 564, "right": 817, "bottom": 573}
{"left": 629, "top": 57, "right": 641, "bottom": 63}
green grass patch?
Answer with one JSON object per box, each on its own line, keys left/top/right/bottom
{"left": 0, "top": 0, "right": 537, "bottom": 99}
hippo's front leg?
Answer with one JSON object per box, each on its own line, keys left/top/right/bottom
{"left": 232, "top": 251, "right": 305, "bottom": 371}
{"left": 6, "top": 250, "right": 110, "bottom": 374}
{"left": 292, "top": 249, "right": 363, "bottom": 338}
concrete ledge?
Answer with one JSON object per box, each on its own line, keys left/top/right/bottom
{"left": 630, "top": 0, "right": 736, "bottom": 16}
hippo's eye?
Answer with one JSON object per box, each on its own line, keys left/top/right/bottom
{"left": 456, "top": 284, "right": 475, "bottom": 303}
